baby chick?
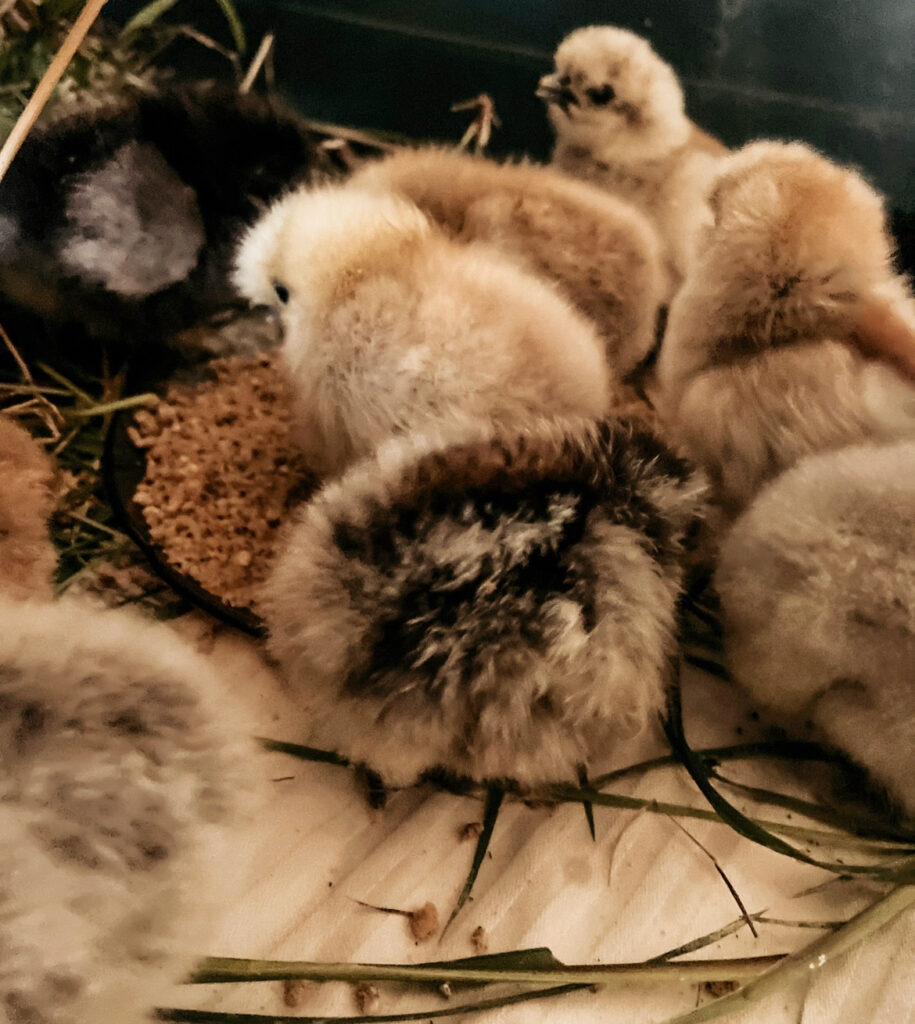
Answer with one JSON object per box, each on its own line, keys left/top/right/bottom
{"left": 715, "top": 439, "right": 915, "bottom": 817}
{"left": 0, "top": 415, "right": 57, "bottom": 599}
{"left": 233, "top": 184, "right": 614, "bottom": 478}
{"left": 0, "top": 84, "right": 325, "bottom": 359}
{"left": 655, "top": 140, "right": 915, "bottom": 516}
{"left": 538, "top": 25, "right": 727, "bottom": 284}
{"left": 0, "top": 596, "right": 253, "bottom": 1024}
{"left": 0, "top": 437, "right": 253, "bottom": 1022}
{"left": 262, "top": 416, "right": 706, "bottom": 787}
{"left": 350, "top": 146, "right": 666, "bottom": 376}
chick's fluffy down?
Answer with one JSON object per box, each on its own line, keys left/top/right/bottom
{"left": 234, "top": 186, "right": 613, "bottom": 478}
{"left": 0, "top": 598, "right": 253, "bottom": 1024}
{"left": 0, "top": 415, "right": 57, "bottom": 600}
{"left": 716, "top": 440, "right": 915, "bottom": 815}
{"left": 263, "top": 417, "right": 706, "bottom": 787}
{"left": 351, "top": 147, "right": 666, "bottom": 375}
{"left": 656, "top": 140, "right": 915, "bottom": 514}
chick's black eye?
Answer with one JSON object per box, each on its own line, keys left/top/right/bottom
{"left": 586, "top": 84, "right": 615, "bottom": 106}
{"left": 273, "top": 281, "right": 289, "bottom": 304}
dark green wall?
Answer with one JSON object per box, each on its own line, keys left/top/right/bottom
{"left": 108, "top": 1, "right": 915, "bottom": 269}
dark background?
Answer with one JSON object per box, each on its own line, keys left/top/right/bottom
{"left": 107, "top": 0, "right": 915, "bottom": 270}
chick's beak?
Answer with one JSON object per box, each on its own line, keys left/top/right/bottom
{"left": 535, "top": 73, "right": 561, "bottom": 102}
{"left": 536, "top": 73, "right": 577, "bottom": 114}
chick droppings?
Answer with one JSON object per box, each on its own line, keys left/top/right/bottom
{"left": 409, "top": 901, "right": 440, "bottom": 942}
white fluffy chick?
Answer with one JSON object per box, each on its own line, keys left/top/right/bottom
{"left": 0, "top": 597, "right": 254, "bottom": 1024}
{"left": 350, "top": 146, "right": 666, "bottom": 376}
{"left": 233, "top": 185, "right": 613, "bottom": 478}
{"left": 715, "top": 439, "right": 915, "bottom": 818}
{"left": 262, "top": 415, "right": 706, "bottom": 788}
{"left": 655, "top": 140, "right": 915, "bottom": 516}
{"left": 538, "top": 25, "right": 727, "bottom": 284}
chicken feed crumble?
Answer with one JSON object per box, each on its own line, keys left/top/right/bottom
{"left": 129, "top": 354, "right": 315, "bottom": 611}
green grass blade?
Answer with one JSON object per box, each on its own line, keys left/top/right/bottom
{"left": 658, "top": 885, "right": 915, "bottom": 1024}
{"left": 211, "top": 0, "right": 246, "bottom": 52}
{"left": 190, "top": 953, "right": 782, "bottom": 986}
{"left": 648, "top": 914, "right": 759, "bottom": 964}
{"left": 258, "top": 737, "right": 351, "bottom": 767}
{"left": 123, "top": 0, "right": 183, "bottom": 33}
{"left": 124, "top": 0, "right": 245, "bottom": 52}
{"left": 443, "top": 783, "right": 503, "bottom": 934}
{"left": 35, "top": 362, "right": 93, "bottom": 403}
{"left": 715, "top": 773, "right": 915, "bottom": 845}
{"left": 156, "top": 984, "right": 586, "bottom": 1023}
{"left": 590, "top": 740, "right": 840, "bottom": 790}
{"left": 577, "top": 764, "right": 596, "bottom": 841}
{"left": 661, "top": 680, "right": 900, "bottom": 877}
{"left": 417, "top": 948, "right": 563, "bottom": 971}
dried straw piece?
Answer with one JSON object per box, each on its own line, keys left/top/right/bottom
{"left": 0, "top": 0, "right": 109, "bottom": 182}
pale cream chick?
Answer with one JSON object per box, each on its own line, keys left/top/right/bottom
{"left": 351, "top": 146, "right": 666, "bottom": 375}
{"left": 233, "top": 185, "right": 613, "bottom": 478}
{"left": 538, "top": 25, "right": 727, "bottom": 284}
{"left": 655, "top": 140, "right": 915, "bottom": 515}
{"left": 716, "top": 440, "right": 915, "bottom": 817}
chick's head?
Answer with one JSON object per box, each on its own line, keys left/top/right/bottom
{"left": 233, "top": 185, "right": 433, "bottom": 364}
{"left": 705, "top": 142, "right": 893, "bottom": 310}
{"left": 538, "top": 26, "right": 689, "bottom": 161}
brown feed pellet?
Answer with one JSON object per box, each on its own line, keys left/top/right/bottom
{"left": 129, "top": 354, "right": 315, "bottom": 612}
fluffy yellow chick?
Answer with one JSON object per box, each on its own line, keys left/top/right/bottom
{"left": 0, "top": 415, "right": 57, "bottom": 599}
{"left": 538, "top": 25, "right": 727, "bottom": 285}
{"left": 233, "top": 185, "right": 613, "bottom": 478}
{"left": 350, "top": 146, "right": 666, "bottom": 375}
{"left": 655, "top": 140, "right": 915, "bottom": 516}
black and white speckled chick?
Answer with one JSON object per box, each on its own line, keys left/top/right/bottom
{"left": 0, "top": 85, "right": 324, "bottom": 356}
{"left": 0, "top": 597, "right": 253, "bottom": 1024}
{"left": 263, "top": 417, "right": 706, "bottom": 787}
{"left": 716, "top": 439, "right": 915, "bottom": 818}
